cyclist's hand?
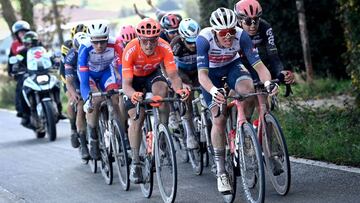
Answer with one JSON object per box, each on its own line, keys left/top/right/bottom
{"left": 264, "top": 81, "right": 279, "bottom": 96}
{"left": 210, "top": 87, "right": 226, "bottom": 105}
{"left": 131, "top": 92, "right": 143, "bottom": 104}
{"left": 281, "top": 70, "right": 295, "bottom": 84}
{"left": 70, "top": 93, "right": 81, "bottom": 104}
{"left": 176, "top": 88, "right": 190, "bottom": 101}
{"left": 83, "top": 99, "right": 93, "bottom": 113}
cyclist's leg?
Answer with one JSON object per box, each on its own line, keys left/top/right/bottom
{"left": 99, "top": 67, "right": 121, "bottom": 121}
{"left": 178, "top": 68, "right": 198, "bottom": 149}
{"left": 147, "top": 70, "right": 169, "bottom": 125}
{"left": 227, "top": 61, "right": 254, "bottom": 120}
{"left": 202, "top": 68, "right": 231, "bottom": 193}
{"left": 125, "top": 76, "right": 146, "bottom": 183}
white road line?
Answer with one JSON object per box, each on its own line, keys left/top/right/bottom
{"left": 290, "top": 157, "right": 360, "bottom": 174}
{"left": 1, "top": 108, "right": 359, "bottom": 174}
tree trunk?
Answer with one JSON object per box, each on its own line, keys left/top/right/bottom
{"left": 51, "top": 0, "right": 64, "bottom": 45}
{"left": 19, "top": 0, "right": 35, "bottom": 30}
{"left": 296, "top": 0, "right": 313, "bottom": 83}
{"left": 0, "top": 0, "right": 17, "bottom": 35}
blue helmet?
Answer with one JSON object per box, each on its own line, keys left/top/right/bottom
{"left": 178, "top": 18, "right": 200, "bottom": 43}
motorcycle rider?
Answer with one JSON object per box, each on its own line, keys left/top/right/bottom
{"left": 8, "top": 20, "right": 30, "bottom": 123}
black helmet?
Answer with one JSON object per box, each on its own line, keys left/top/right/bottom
{"left": 70, "top": 24, "right": 88, "bottom": 39}
{"left": 22, "top": 31, "right": 39, "bottom": 47}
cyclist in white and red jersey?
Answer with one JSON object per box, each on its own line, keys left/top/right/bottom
{"left": 196, "top": 7, "right": 275, "bottom": 194}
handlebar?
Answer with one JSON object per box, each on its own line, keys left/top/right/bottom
{"left": 134, "top": 96, "right": 187, "bottom": 120}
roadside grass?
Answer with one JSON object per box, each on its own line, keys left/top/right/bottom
{"left": 287, "top": 78, "right": 352, "bottom": 100}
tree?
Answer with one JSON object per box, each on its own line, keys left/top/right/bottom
{"left": 0, "top": 0, "right": 17, "bottom": 34}
{"left": 198, "top": 0, "right": 229, "bottom": 27}
{"left": 51, "top": 0, "right": 64, "bottom": 44}
{"left": 19, "top": 0, "right": 35, "bottom": 29}
{"left": 338, "top": 0, "right": 360, "bottom": 106}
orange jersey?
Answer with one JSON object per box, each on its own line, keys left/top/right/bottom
{"left": 122, "top": 38, "right": 176, "bottom": 79}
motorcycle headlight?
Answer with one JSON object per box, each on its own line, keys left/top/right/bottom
{"left": 36, "top": 75, "right": 50, "bottom": 85}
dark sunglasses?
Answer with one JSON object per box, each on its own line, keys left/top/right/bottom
{"left": 139, "top": 37, "right": 159, "bottom": 44}
{"left": 166, "top": 29, "right": 178, "bottom": 35}
{"left": 184, "top": 40, "right": 196, "bottom": 45}
{"left": 216, "top": 28, "right": 237, "bottom": 37}
{"left": 242, "top": 17, "right": 260, "bottom": 26}
{"left": 91, "top": 40, "right": 108, "bottom": 45}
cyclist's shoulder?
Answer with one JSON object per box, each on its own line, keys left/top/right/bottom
{"left": 198, "top": 27, "right": 213, "bottom": 39}
{"left": 157, "top": 38, "right": 172, "bottom": 53}
{"left": 170, "top": 36, "right": 183, "bottom": 55}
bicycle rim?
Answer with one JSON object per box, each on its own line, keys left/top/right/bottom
{"left": 155, "top": 123, "right": 177, "bottom": 203}
{"left": 263, "top": 113, "right": 291, "bottom": 195}
{"left": 140, "top": 131, "right": 154, "bottom": 198}
{"left": 238, "top": 123, "right": 265, "bottom": 203}
{"left": 100, "top": 144, "right": 113, "bottom": 185}
{"left": 222, "top": 153, "right": 237, "bottom": 203}
{"left": 112, "top": 120, "right": 129, "bottom": 191}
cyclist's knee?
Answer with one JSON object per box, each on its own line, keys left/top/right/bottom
{"left": 235, "top": 78, "right": 254, "bottom": 94}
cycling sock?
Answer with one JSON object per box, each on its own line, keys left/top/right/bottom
{"left": 131, "top": 147, "right": 140, "bottom": 164}
{"left": 214, "top": 148, "right": 226, "bottom": 175}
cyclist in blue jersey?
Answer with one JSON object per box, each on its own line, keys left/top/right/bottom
{"left": 78, "top": 20, "right": 123, "bottom": 160}
{"left": 64, "top": 32, "right": 91, "bottom": 160}
{"left": 170, "top": 18, "right": 201, "bottom": 149}
{"left": 196, "top": 8, "right": 275, "bottom": 193}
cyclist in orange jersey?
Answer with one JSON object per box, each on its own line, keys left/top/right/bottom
{"left": 122, "top": 18, "right": 189, "bottom": 184}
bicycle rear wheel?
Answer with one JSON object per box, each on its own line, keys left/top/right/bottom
{"left": 238, "top": 123, "right": 265, "bottom": 203}
{"left": 263, "top": 113, "right": 291, "bottom": 195}
{"left": 155, "top": 123, "right": 177, "bottom": 203}
{"left": 112, "top": 119, "right": 130, "bottom": 191}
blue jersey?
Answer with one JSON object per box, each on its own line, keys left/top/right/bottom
{"left": 170, "top": 36, "right": 197, "bottom": 71}
{"left": 196, "top": 27, "right": 261, "bottom": 69}
{"left": 78, "top": 37, "right": 121, "bottom": 100}
{"left": 64, "top": 48, "right": 78, "bottom": 79}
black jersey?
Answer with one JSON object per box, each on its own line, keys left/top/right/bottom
{"left": 170, "top": 36, "right": 197, "bottom": 71}
{"left": 239, "top": 19, "right": 284, "bottom": 79}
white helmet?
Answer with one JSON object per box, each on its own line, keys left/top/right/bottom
{"left": 12, "top": 20, "right": 30, "bottom": 34}
{"left": 178, "top": 18, "right": 201, "bottom": 43}
{"left": 87, "top": 20, "right": 109, "bottom": 40}
{"left": 73, "top": 32, "right": 89, "bottom": 50}
{"left": 210, "top": 7, "right": 237, "bottom": 30}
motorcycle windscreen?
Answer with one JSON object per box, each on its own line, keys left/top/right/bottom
{"left": 27, "top": 46, "right": 52, "bottom": 71}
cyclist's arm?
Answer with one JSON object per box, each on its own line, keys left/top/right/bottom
{"left": 262, "top": 26, "right": 285, "bottom": 79}
{"left": 240, "top": 31, "right": 271, "bottom": 82}
{"left": 122, "top": 43, "right": 137, "bottom": 98}
{"left": 196, "top": 35, "right": 215, "bottom": 92}
{"left": 78, "top": 44, "right": 91, "bottom": 100}
{"left": 162, "top": 41, "right": 182, "bottom": 91}
{"left": 64, "top": 50, "right": 79, "bottom": 97}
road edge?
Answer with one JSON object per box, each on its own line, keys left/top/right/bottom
{"left": 0, "top": 186, "right": 25, "bottom": 203}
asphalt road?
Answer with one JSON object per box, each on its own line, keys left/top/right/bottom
{"left": 0, "top": 109, "right": 359, "bottom": 203}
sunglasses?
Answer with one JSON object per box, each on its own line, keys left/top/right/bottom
{"left": 215, "top": 28, "right": 237, "bottom": 38}
{"left": 184, "top": 40, "right": 196, "bottom": 45}
{"left": 242, "top": 17, "right": 260, "bottom": 26}
{"left": 139, "top": 37, "right": 159, "bottom": 45}
{"left": 91, "top": 40, "right": 108, "bottom": 45}
{"left": 166, "top": 29, "right": 178, "bottom": 35}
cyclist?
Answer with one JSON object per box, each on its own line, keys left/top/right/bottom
{"left": 60, "top": 24, "right": 88, "bottom": 148}
{"left": 122, "top": 18, "right": 189, "bottom": 184}
{"left": 196, "top": 8, "right": 274, "bottom": 193}
{"left": 234, "top": 0, "right": 295, "bottom": 84}
{"left": 64, "top": 32, "right": 91, "bottom": 160}
{"left": 78, "top": 20, "right": 123, "bottom": 160}
{"left": 8, "top": 20, "right": 30, "bottom": 122}
{"left": 169, "top": 18, "right": 201, "bottom": 149}
{"left": 159, "top": 13, "right": 182, "bottom": 43}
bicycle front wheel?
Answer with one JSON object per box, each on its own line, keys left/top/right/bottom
{"left": 155, "top": 123, "right": 177, "bottom": 203}
{"left": 263, "top": 113, "right": 291, "bottom": 195}
{"left": 112, "top": 119, "right": 130, "bottom": 191}
{"left": 238, "top": 123, "right": 265, "bottom": 203}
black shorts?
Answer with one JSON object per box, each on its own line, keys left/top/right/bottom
{"left": 178, "top": 68, "right": 199, "bottom": 87}
{"left": 124, "top": 69, "right": 167, "bottom": 110}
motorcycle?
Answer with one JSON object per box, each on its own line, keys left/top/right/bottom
{"left": 9, "top": 46, "right": 61, "bottom": 141}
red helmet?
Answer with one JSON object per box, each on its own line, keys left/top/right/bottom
{"left": 119, "top": 25, "right": 136, "bottom": 42}
{"left": 234, "top": 0, "right": 262, "bottom": 18}
{"left": 160, "top": 13, "right": 182, "bottom": 30}
{"left": 136, "top": 18, "right": 161, "bottom": 38}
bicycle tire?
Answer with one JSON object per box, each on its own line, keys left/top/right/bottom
{"left": 222, "top": 150, "right": 237, "bottom": 203}
{"left": 112, "top": 119, "right": 130, "bottom": 191}
{"left": 155, "top": 123, "right": 177, "bottom": 203}
{"left": 187, "top": 133, "right": 203, "bottom": 175}
{"left": 98, "top": 108, "right": 113, "bottom": 185}
{"left": 238, "top": 122, "right": 265, "bottom": 203}
{"left": 263, "top": 113, "right": 291, "bottom": 195}
{"left": 140, "top": 129, "right": 154, "bottom": 198}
